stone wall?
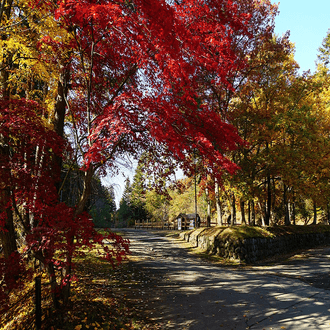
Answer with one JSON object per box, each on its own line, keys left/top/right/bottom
{"left": 180, "top": 228, "right": 330, "bottom": 264}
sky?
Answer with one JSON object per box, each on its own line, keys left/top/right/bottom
{"left": 273, "top": 0, "right": 330, "bottom": 73}
{"left": 105, "top": 1, "right": 330, "bottom": 207}
{"left": 102, "top": 160, "right": 137, "bottom": 208}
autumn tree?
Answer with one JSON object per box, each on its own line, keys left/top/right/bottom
{"left": 222, "top": 28, "right": 330, "bottom": 227}
{"left": 0, "top": 0, "right": 279, "bottom": 310}
{"left": 227, "top": 36, "right": 302, "bottom": 225}
{"left": 181, "top": 0, "right": 280, "bottom": 224}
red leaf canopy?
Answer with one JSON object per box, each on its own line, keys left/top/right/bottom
{"left": 53, "top": 0, "right": 255, "bottom": 178}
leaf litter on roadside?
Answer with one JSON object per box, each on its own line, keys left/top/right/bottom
{"left": 2, "top": 247, "right": 164, "bottom": 330}
{"left": 46, "top": 254, "right": 165, "bottom": 330}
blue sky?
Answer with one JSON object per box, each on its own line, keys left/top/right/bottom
{"left": 274, "top": 0, "right": 330, "bottom": 73}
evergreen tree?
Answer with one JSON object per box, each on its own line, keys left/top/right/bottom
{"left": 130, "top": 162, "right": 149, "bottom": 223}
{"left": 318, "top": 29, "right": 330, "bottom": 67}
{"left": 89, "top": 184, "right": 116, "bottom": 228}
{"left": 117, "top": 178, "right": 134, "bottom": 227}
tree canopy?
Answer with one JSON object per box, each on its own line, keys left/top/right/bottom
{"left": 0, "top": 0, "right": 280, "bottom": 311}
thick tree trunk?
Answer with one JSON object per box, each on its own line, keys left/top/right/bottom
{"left": 0, "top": 141, "right": 17, "bottom": 258}
{"left": 258, "top": 201, "right": 265, "bottom": 226}
{"left": 205, "top": 188, "right": 211, "bottom": 226}
{"left": 53, "top": 73, "right": 69, "bottom": 137}
{"left": 240, "top": 199, "right": 246, "bottom": 225}
{"left": 74, "top": 166, "right": 94, "bottom": 216}
{"left": 52, "top": 67, "right": 70, "bottom": 192}
{"left": 48, "top": 65, "right": 71, "bottom": 308}
{"left": 0, "top": 199, "right": 17, "bottom": 258}
{"left": 251, "top": 200, "right": 255, "bottom": 226}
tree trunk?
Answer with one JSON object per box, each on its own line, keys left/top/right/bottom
{"left": 283, "top": 184, "right": 290, "bottom": 226}
{"left": 61, "top": 165, "right": 94, "bottom": 305}
{"left": 53, "top": 76, "right": 69, "bottom": 138}
{"left": 194, "top": 171, "right": 197, "bottom": 226}
{"left": 52, "top": 66, "right": 70, "bottom": 192}
{"left": 0, "top": 0, "right": 17, "bottom": 259}
{"left": 313, "top": 201, "right": 317, "bottom": 225}
{"left": 258, "top": 201, "right": 265, "bottom": 226}
{"left": 205, "top": 188, "right": 211, "bottom": 226}
{"left": 291, "top": 188, "right": 296, "bottom": 225}
{"left": 290, "top": 202, "right": 295, "bottom": 225}
{"left": 0, "top": 197, "right": 17, "bottom": 258}
{"left": 264, "top": 174, "right": 271, "bottom": 226}
{"left": 215, "top": 179, "right": 222, "bottom": 226}
{"left": 0, "top": 141, "right": 17, "bottom": 258}
{"left": 231, "top": 193, "right": 236, "bottom": 226}
{"left": 240, "top": 199, "right": 246, "bottom": 225}
{"left": 47, "top": 63, "right": 73, "bottom": 308}
{"left": 248, "top": 200, "right": 251, "bottom": 225}
{"left": 74, "top": 166, "right": 94, "bottom": 216}
{"left": 251, "top": 200, "right": 255, "bottom": 226}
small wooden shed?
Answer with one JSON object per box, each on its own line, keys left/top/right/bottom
{"left": 175, "top": 213, "right": 200, "bottom": 230}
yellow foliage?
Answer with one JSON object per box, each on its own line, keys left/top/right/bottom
{"left": 0, "top": 0, "right": 73, "bottom": 123}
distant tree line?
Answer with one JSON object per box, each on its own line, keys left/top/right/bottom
{"left": 117, "top": 30, "right": 330, "bottom": 227}
{"left": 60, "top": 167, "right": 116, "bottom": 228}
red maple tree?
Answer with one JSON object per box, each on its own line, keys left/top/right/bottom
{"left": 0, "top": 0, "right": 277, "bottom": 309}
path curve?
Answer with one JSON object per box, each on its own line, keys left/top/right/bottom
{"left": 120, "top": 229, "right": 330, "bottom": 330}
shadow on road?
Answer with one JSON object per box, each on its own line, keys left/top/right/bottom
{"left": 119, "top": 229, "right": 330, "bottom": 330}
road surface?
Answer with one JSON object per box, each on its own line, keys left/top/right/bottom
{"left": 120, "top": 229, "right": 330, "bottom": 330}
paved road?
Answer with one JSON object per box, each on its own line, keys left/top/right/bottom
{"left": 121, "top": 229, "right": 330, "bottom": 330}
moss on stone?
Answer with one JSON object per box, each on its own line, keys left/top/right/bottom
{"left": 217, "top": 226, "right": 274, "bottom": 242}
{"left": 214, "top": 224, "right": 330, "bottom": 242}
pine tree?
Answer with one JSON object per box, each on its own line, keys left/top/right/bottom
{"left": 117, "top": 178, "right": 133, "bottom": 227}
{"left": 318, "top": 29, "right": 330, "bottom": 67}
{"left": 130, "top": 162, "right": 149, "bottom": 223}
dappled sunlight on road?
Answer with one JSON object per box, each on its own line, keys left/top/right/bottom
{"left": 121, "top": 229, "right": 330, "bottom": 329}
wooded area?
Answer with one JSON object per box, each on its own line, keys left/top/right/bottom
{"left": 1, "top": 0, "right": 330, "bottom": 322}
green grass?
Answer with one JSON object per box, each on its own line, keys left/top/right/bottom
{"left": 266, "top": 224, "right": 330, "bottom": 236}
{"left": 218, "top": 226, "right": 274, "bottom": 242}
{"left": 200, "top": 224, "right": 330, "bottom": 243}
